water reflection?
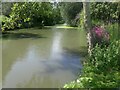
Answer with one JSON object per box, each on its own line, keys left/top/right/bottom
{"left": 50, "top": 31, "right": 62, "bottom": 59}
{"left": 2, "top": 29, "right": 86, "bottom": 88}
{"left": 3, "top": 44, "right": 81, "bottom": 88}
{"left": 3, "top": 46, "right": 44, "bottom": 88}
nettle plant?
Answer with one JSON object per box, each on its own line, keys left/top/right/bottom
{"left": 91, "top": 26, "right": 110, "bottom": 47}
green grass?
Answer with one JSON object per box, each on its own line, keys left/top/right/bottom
{"left": 106, "top": 23, "right": 119, "bottom": 41}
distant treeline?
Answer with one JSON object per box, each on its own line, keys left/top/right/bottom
{"left": 1, "top": 2, "right": 119, "bottom": 31}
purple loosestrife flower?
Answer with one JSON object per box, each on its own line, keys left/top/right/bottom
{"left": 91, "top": 26, "right": 110, "bottom": 46}
{"left": 92, "top": 26, "right": 104, "bottom": 38}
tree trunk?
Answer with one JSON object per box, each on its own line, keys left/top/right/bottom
{"left": 83, "top": 2, "right": 92, "bottom": 55}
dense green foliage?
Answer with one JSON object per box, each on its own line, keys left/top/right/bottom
{"left": 64, "top": 40, "right": 120, "bottom": 88}
{"left": 2, "top": 2, "right": 118, "bottom": 29}
{"left": 90, "top": 2, "right": 118, "bottom": 23}
{"left": 64, "top": 2, "right": 120, "bottom": 88}
{"left": 2, "top": 2, "right": 62, "bottom": 31}
{"left": 59, "top": 2, "right": 119, "bottom": 27}
{"left": 59, "top": 2, "right": 83, "bottom": 27}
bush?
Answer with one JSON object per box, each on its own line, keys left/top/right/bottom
{"left": 90, "top": 26, "right": 110, "bottom": 47}
{"left": 90, "top": 2, "right": 118, "bottom": 23}
{"left": 2, "top": 2, "right": 62, "bottom": 31}
{"left": 64, "top": 40, "right": 120, "bottom": 88}
{"left": 89, "top": 40, "right": 120, "bottom": 72}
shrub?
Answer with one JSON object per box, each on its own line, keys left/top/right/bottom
{"left": 88, "top": 40, "right": 120, "bottom": 73}
{"left": 90, "top": 2, "right": 118, "bottom": 22}
{"left": 64, "top": 40, "right": 120, "bottom": 88}
{"left": 87, "top": 26, "right": 110, "bottom": 54}
{"left": 90, "top": 26, "right": 110, "bottom": 47}
{"left": 2, "top": 2, "right": 62, "bottom": 31}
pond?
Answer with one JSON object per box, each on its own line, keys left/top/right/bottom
{"left": 1, "top": 25, "right": 87, "bottom": 88}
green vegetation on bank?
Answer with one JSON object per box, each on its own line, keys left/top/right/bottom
{"left": 63, "top": 2, "right": 120, "bottom": 89}
{"left": 1, "top": 2, "right": 63, "bottom": 31}
{"left": 64, "top": 40, "right": 120, "bottom": 88}
{"left": 64, "top": 24, "right": 120, "bottom": 88}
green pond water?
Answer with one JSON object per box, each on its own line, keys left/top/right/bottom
{"left": 1, "top": 25, "right": 87, "bottom": 88}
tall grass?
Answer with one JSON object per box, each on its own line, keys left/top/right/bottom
{"left": 106, "top": 23, "right": 119, "bottom": 42}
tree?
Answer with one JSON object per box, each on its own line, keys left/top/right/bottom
{"left": 83, "top": 2, "right": 92, "bottom": 54}
{"left": 90, "top": 2, "right": 118, "bottom": 23}
{"left": 2, "top": 2, "right": 62, "bottom": 31}
{"left": 59, "top": 2, "right": 83, "bottom": 26}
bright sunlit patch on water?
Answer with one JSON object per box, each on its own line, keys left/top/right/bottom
{"left": 50, "top": 32, "right": 62, "bottom": 59}
{"left": 55, "top": 24, "right": 76, "bottom": 29}
{"left": 56, "top": 26, "right": 75, "bottom": 29}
